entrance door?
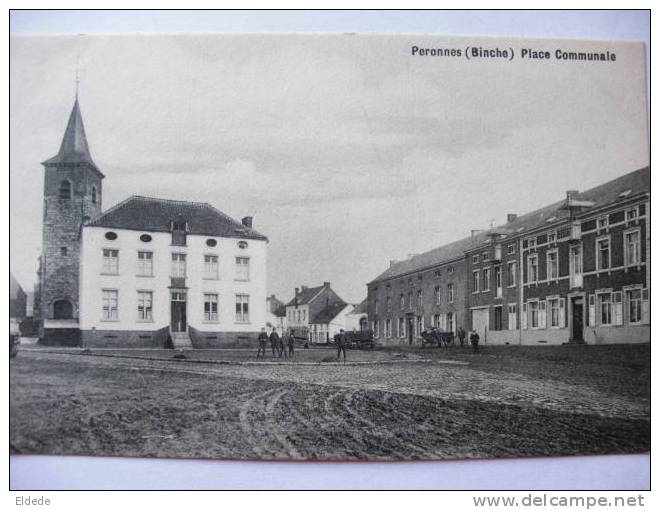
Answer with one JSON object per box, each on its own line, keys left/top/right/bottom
{"left": 407, "top": 317, "right": 414, "bottom": 345}
{"left": 472, "top": 308, "right": 489, "bottom": 340}
{"left": 171, "top": 292, "right": 187, "bottom": 332}
{"left": 571, "top": 297, "right": 584, "bottom": 342}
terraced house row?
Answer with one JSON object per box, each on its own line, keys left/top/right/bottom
{"left": 367, "top": 167, "right": 650, "bottom": 346}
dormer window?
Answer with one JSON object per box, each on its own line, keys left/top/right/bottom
{"left": 170, "top": 216, "right": 187, "bottom": 246}
{"left": 58, "top": 180, "right": 71, "bottom": 200}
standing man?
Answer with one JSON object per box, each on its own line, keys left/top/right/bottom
{"left": 469, "top": 329, "right": 480, "bottom": 354}
{"left": 279, "top": 332, "right": 287, "bottom": 359}
{"left": 269, "top": 328, "right": 280, "bottom": 358}
{"left": 336, "top": 329, "right": 347, "bottom": 362}
{"left": 257, "top": 327, "right": 269, "bottom": 359}
{"left": 457, "top": 326, "right": 466, "bottom": 347}
{"left": 287, "top": 330, "right": 295, "bottom": 359}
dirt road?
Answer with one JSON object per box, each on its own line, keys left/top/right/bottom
{"left": 10, "top": 349, "right": 650, "bottom": 460}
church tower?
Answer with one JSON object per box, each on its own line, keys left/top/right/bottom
{"left": 39, "top": 96, "right": 104, "bottom": 345}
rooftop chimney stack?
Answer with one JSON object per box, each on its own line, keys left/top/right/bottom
{"left": 295, "top": 287, "right": 300, "bottom": 296}
{"left": 389, "top": 259, "right": 398, "bottom": 268}
{"left": 566, "top": 190, "right": 579, "bottom": 201}
{"left": 241, "top": 216, "right": 253, "bottom": 228}
{"left": 507, "top": 213, "right": 518, "bottom": 223}
{"left": 323, "top": 281, "right": 331, "bottom": 288}
{"left": 471, "top": 229, "right": 484, "bottom": 237}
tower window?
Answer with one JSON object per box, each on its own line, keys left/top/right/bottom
{"left": 91, "top": 186, "right": 97, "bottom": 204}
{"left": 60, "top": 247, "right": 68, "bottom": 256}
{"left": 58, "top": 180, "right": 71, "bottom": 200}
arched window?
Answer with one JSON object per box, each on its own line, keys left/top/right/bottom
{"left": 53, "top": 299, "right": 73, "bottom": 320}
{"left": 91, "top": 186, "right": 97, "bottom": 204}
{"left": 58, "top": 180, "right": 72, "bottom": 200}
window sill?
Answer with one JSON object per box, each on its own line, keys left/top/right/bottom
{"left": 137, "top": 319, "right": 154, "bottom": 323}
{"left": 136, "top": 274, "right": 154, "bottom": 278}
{"left": 202, "top": 277, "right": 220, "bottom": 281}
{"left": 100, "top": 319, "right": 119, "bottom": 323}
{"left": 100, "top": 273, "right": 119, "bottom": 276}
{"left": 202, "top": 320, "right": 220, "bottom": 324}
{"left": 235, "top": 321, "right": 251, "bottom": 325}
{"left": 234, "top": 279, "right": 251, "bottom": 283}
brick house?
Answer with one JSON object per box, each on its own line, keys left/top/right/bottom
{"left": 368, "top": 167, "right": 650, "bottom": 346}
{"left": 367, "top": 235, "right": 481, "bottom": 345}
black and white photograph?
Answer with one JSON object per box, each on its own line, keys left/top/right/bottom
{"left": 9, "top": 15, "right": 650, "bottom": 487}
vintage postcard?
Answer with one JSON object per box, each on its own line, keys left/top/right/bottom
{"left": 10, "top": 33, "right": 649, "bottom": 463}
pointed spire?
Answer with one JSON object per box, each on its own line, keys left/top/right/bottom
{"left": 43, "top": 96, "right": 98, "bottom": 170}
{"left": 58, "top": 98, "right": 91, "bottom": 158}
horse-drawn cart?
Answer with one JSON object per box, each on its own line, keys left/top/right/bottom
{"left": 420, "top": 328, "right": 455, "bottom": 348}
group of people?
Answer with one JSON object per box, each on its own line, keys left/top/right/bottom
{"left": 456, "top": 326, "right": 480, "bottom": 353}
{"left": 257, "top": 328, "right": 295, "bottom": 359}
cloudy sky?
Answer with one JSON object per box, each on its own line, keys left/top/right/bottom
{"left": 10, "top": 34, "right": 648, "bottom": 303}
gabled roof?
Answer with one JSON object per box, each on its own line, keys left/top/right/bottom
{"left": 310, "top": 301, "right": 350, "bottom": 325}
{"left": 86, "top": 195, "right": 268, "bottom": 240}
{"left": 273, "top": 304, "right": 287, "bottom": 317}
{"left": 370, "top": 166, "right": 649, "bottom": 284}
{"left": 349, "top": 298, "right": 368, "bottom": 315}
{"left": 370, "top": 233, "right": 489, "bottom": 284}
{"left": 42, "top": 98, "right": 102, "bottom": 174}
{"left": 10, "top": 272, "right": 25, "bottom": 300}
{"left": 285, "top": 285, "right": 326, "bottom": 306}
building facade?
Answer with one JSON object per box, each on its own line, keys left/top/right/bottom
{"left": 367, "top": 237, "right": 476, "bottom": 345}
{"left": 368, "top": 167, "right": 650, "bottom": 346}
{"left": 39, "top": 96, "right": 268, "bottom": 347}
{"left": 285, "top": 282, "right": 348, "bottom": 343}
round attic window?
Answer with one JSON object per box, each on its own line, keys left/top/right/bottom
{"left": 105, "top": 231, "right": 118, "bottom": 241}
{"left": 206, "top": 239, "right": 217, "bottom": 247}
{"left": 140, "top": 234, "right": 152, "bottom": 242}
{"left": 238, "top": 241, "right": 248, "bottom": 249}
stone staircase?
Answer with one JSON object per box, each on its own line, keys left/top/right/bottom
{"left": 171, "top": 331, "right": 192, "bottom": 349}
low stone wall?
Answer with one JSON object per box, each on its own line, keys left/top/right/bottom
{"left": 483, "top": 330, "right": 520, "bottom": 346}
{"left": 520, "top": 328, "right": 570, "bottom": 346}
{"left": 189, "top": 327, "right": 260, "bottom": 348}
{"left": 81, "top": 326, "right": 169, "bottom": 348}
{"left": 585, "top": 325, "right": 650, "bottom": 345}
{"left": 40, "top": 328, "right": 81, "bottom": 347}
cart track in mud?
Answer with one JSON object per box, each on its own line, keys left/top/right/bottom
{"left": 10, "top": 349, "right": 651, "bottom": 460}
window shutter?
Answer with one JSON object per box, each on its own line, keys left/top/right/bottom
{"left": 642, "top": 288, "right": 650, "bottom": 324}
{"left": 522, "top": 302, "right": 528, "bottom": 329}
{"left": 588, "top": 294, "right": 596, "bottom": 327}
{"left": 559, "top": 298, "right": 566, "bottom": 328}
{"left": 539, "top": 301, "right": 547, "bottom": 329}
{"left": 613, "top": 292, "right": 623, "bottom": 326}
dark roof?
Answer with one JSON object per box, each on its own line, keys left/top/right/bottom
{"left": 42, "top": 98, "right": 102, "bottom": 175}
{"left": 310, "top": 301, "right": 349, "bottom": 325}
{"left": 273, "top": 304, "right": 287, "bottom": 317}
{"left": 10, "top": 273, "right": 25, "bottom": 300}
{"left": 285, "top": 285, "right": 326, "bottom": 306}
{"left": 349, "top": 298, "right": 368, "bottom": 315}
{"left": 370, "top": 167, "right": 649, "bottom": 284}
{"left": 87, "top": 195, "right": 268, "bottom": 240}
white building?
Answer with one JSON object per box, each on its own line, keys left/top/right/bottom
{"left": 79, "top": 196, "right": 268, "bottom": 348}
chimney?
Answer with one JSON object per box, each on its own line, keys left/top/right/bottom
{"left": 241, "top": 216, "right": 253, "bottom": 228}
{"left": 566, "top": 190, "right": 579, "bottom": 201}
{"left": 471, "top": 229, "right": 484, "bottom": 237}
{"left": 323, "top": 281, "right": 331, "bottom": 288}
{"left": 507, "top": 213, "right": 518, "bottom": 223}
{"left": 295, "top": 287, "right": 300, "bottom": 296}
{"left": 389, "top": 259, "right": 398, "bottom": 268}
